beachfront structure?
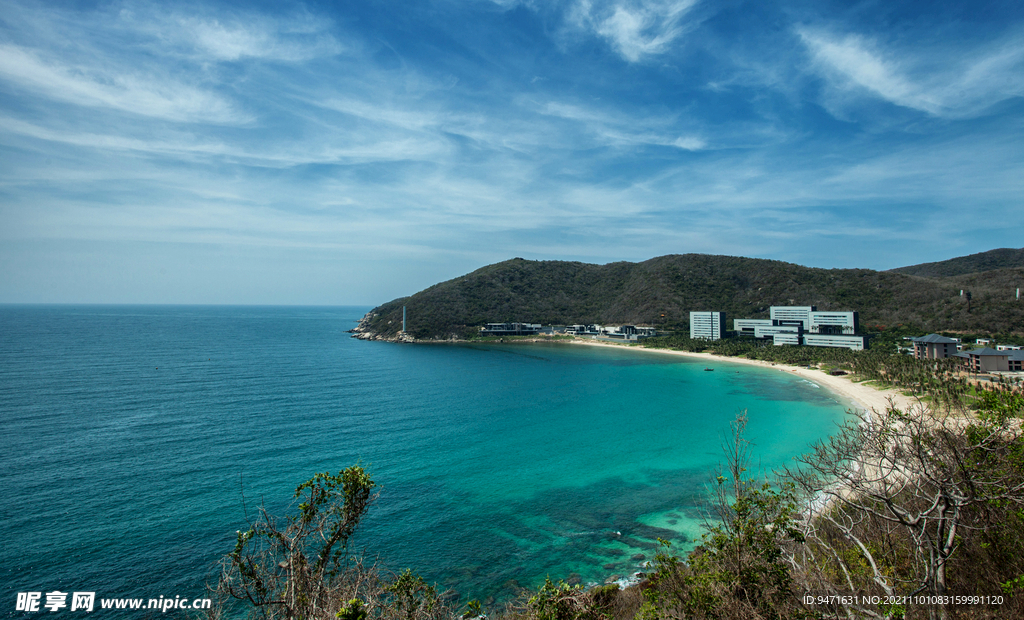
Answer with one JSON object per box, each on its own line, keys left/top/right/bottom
{"left": 912, "top": 334, "right": 959, "bottom": 359}
{"left": 772, "top": 332, "right": 801, "bottom": 346}
{"left": 690, "top": 312, "right": 726, "bottom": 340}
{"left": 955, "top": 348, "right": 1024, "bottom": 373}
{"left": 600, "top": 325, "right": 657, "bottom": 341}
{"left": 733, "top": 305, "right": 865, "bottom": 350}
{"left": 803, "top": 334, "right": 866, "bottom": 350}
{"left": 770, "top": 306, "right": 815, "bottom": 330}
{"left": 733, "top": 318, "right": 773, "bottom": 336}
{"left": 480, "top": 322, "right": 542, "bottom": 336}
{"left": 602, "top": 325, "right": 656, "bottom": 337}
{"left": 756, "top": 324, "right": 802, "bottom": 339}
{"left": 565, "top": 324, "right": 602, "bottom": 336}
{"left": 810, "top": 311, "right": 858, "bottom": 335}
{"left": 767, "top": 307, "right": 860, "bottom": 334}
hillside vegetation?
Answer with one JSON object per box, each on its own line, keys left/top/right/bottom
{"left": 890, "top": 248, "right": 1024, "bottom": 277}
{"left": 362, "top": 250, "right": 1024, "bottom": 340}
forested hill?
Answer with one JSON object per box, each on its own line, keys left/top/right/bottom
{"left": 361, "top": 253, "right": 1024, "bottom": 339}
{"left": 889, "top": 248, "right": 1024, "bottom": 277}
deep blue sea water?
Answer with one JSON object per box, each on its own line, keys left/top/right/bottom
{"left": 0, "top": 306, "right": 852, "bottom": 613}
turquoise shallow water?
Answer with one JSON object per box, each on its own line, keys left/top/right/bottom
{"left": 0, "top": 306, "right": 851, "bottom": 611}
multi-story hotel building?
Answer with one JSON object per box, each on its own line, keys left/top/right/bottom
{"left": 955, "top": 347, "right": 1024, "bottom": 372}
{"left": 480, "top": 322, "right": 542, "bottom": 335}
{"left": 911, "top": 334, "right": 959, "bottom": 359}
{"left": 802, "top": 333, "right": 865, "bottom": 350}
{"left": 770, "top": 306, "right": 815, "bottom": 330}
{"left": 810, "top": 311, "right": 858, "bottom": 335}
{"left": 690, "top": 311, "right": 726, "bottom": 340}
{"left": 732, "top": 306, "right": 865, "bottom": 350}
{"left": 733, "top": 318, "right": 773, "bottom": 336}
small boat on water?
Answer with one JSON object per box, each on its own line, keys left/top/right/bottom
{"left": 704, "top": 367, "right": 714, "bottom": 371}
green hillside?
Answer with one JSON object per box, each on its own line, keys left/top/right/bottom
{"left": 889, "top": 247, "right": 1024, "bottom": 277}
{"left": 362, "top": 254, "right": 1024, "bottom": 339}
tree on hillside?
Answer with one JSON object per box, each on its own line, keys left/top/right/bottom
{"left": 638, "top": 413, "right": 810, "bottom": 620}
{"left": 787, "top": 401, "right": 1024, "bottom": 620}
{"left": 212, "top": 466, "right": 454, "bottom": 620}
{"left": 215, "top": 466, "right": 377, "bottom": 619}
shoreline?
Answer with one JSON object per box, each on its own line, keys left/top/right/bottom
{"left": 562, "top": 337, "right": 920, "bottom": 416}
{"left": 356, "top": 328, "right": 920, "bottom": 416}
{"left": 559, "top": 338, "right": 925, "bottom": 553}
{"left": 357, "top": 332, "right": 924, "bottom": 590}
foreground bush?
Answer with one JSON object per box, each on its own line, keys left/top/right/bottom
{"left": 209, "top": 466, "right": 456, "bottom": 620}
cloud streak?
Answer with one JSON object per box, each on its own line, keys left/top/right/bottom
{"left": 0, "top": 43, "right": 245, "bottom": 123}
{"left": 179, "top": 14, "right": 344, "bottom": 62}
{"left": 567, "top": 0, "right": 701, "bottom": 61}
{"left": 798, "top": 25, "right": 1024, "bottom": 118}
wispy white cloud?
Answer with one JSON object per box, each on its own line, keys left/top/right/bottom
{"left": 132, "top": 6, "right": 346, "bottom": 63}
{"left": 0, "top": 0, "right": 346, "bottom": 125}
{"left": 182, "top": 17, "right": 342, "bottom": 62}
{"left": 534, "top": 99, "right": 706, "bottom": 149}
{"left": 0, "top": 116, "right": 228, "bottom": 155}
{"left": 0, "top": 43, "right": 245, "bottom": 123}
{"left": 0, "top": 114, "right": 448, "bottom": 167}
{"left": 567, "top": 0, "right": 700, "bottom": 62}
{"left": 798, "top": 25, "right": 1024, "bottom": 118}
{"left": 317, "top": 98, "right": 448, "bottom": 133}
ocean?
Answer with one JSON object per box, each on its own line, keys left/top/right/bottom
{"left": 0, "top": 305, "right": 851, "bottom": 611}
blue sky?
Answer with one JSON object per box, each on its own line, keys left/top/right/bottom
{"left": 1, "top": 0, "right": 1022, "bottom": 304}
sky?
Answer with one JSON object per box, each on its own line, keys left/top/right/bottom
{"left": 1, "top": 0, "right": 1022, "bottom": 305}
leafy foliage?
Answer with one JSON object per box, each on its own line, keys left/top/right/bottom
{"left": 386, "top": 569, "right": 441, "bottom": 620}
{"left": 528, "top": 578, "right": 596, "bottom": 620}
{"left": 213, "top": 467, "right": 456, "bottom": 620}
{"left": 219, "top": 466, "right": 377, "bottom": 618}
{"left": 637, "top": 414, "right": 812, "bottom": 620}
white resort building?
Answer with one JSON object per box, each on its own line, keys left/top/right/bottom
{"left": 810, "top": 311, "right": 859, "bottom": 335}
{"left": 598, "top": 325, "right": 657, "bottom": 341}
{"left": 690, "top": 311, "right": 726, "bottom": 340}
{"left": 770, "top": 306, "right": 815, "bottom": 330}
{"left": 731, "top": 306, "right": 865, "bottom": 350}
{"left": 480, "top": 322, "right": 543, "bottom": 336}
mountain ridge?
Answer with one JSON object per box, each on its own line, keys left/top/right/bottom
{"left": 360, "top": 251, "right": 1024, "bottom": 340}
{"left": 889, "top": 248, "right": 1024, "bottom": 277}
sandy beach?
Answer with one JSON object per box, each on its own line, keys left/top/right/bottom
{"left": 566, "top": 338, "right": 919, "bottom": 416}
